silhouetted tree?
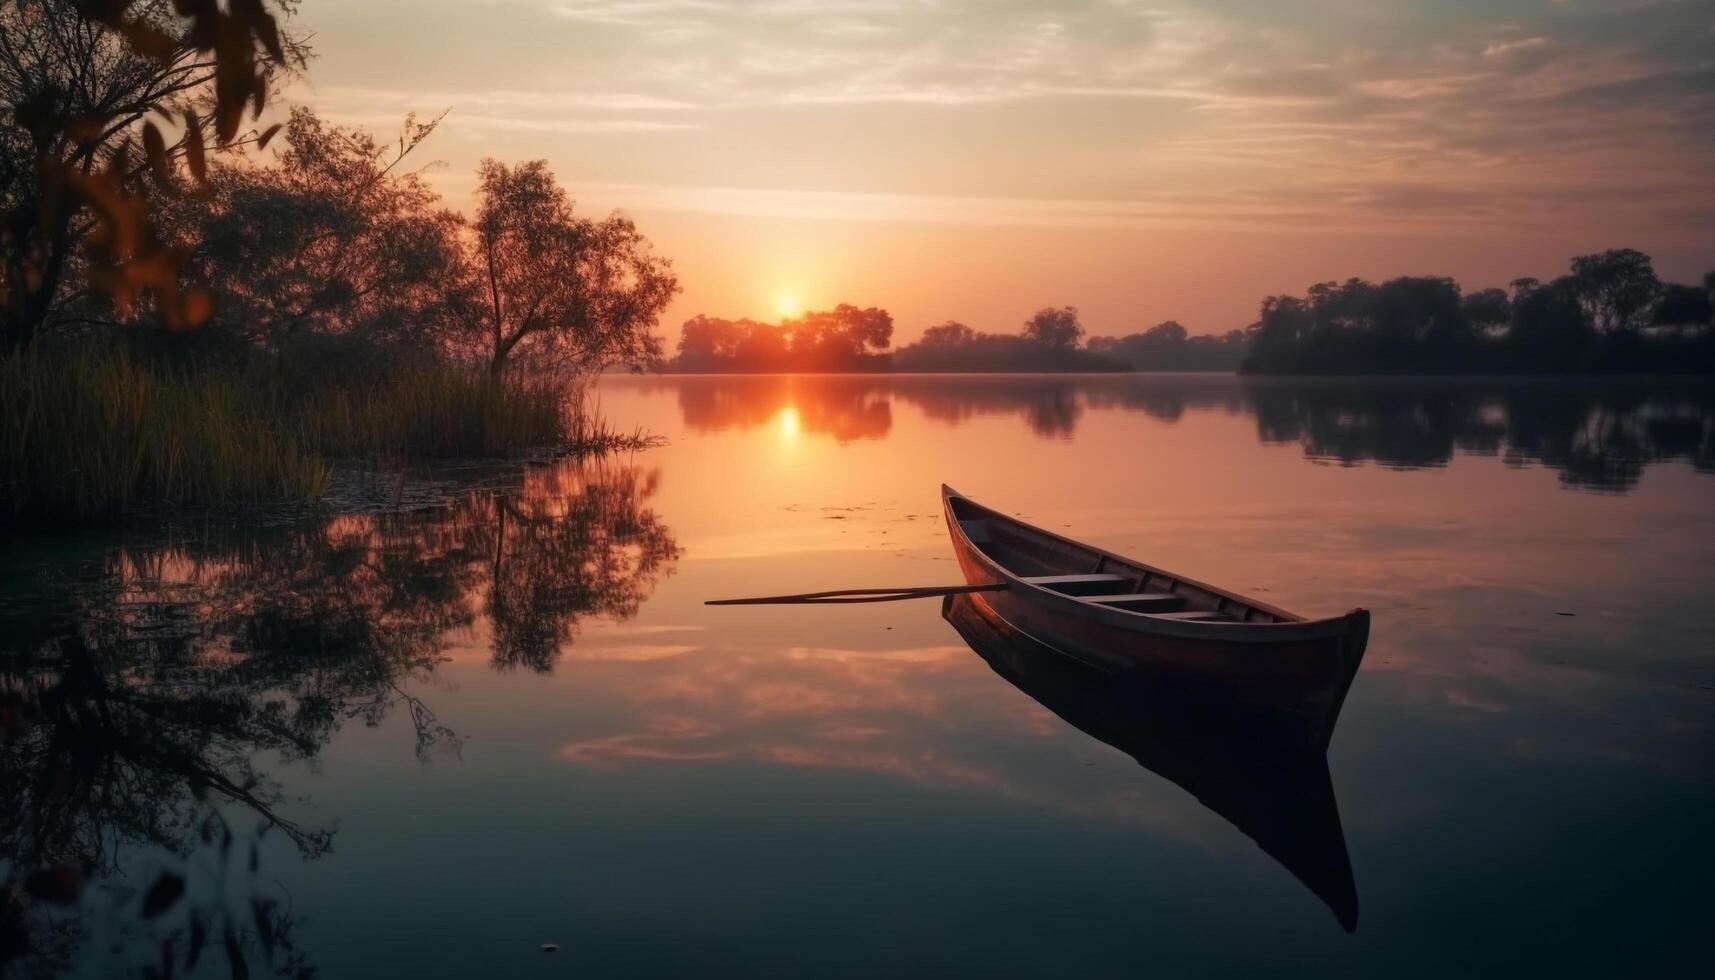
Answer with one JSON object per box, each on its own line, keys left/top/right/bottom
{"left": 1239, "top": 251, "right": 1713, "bottom": 375}
{"left": 1088, "top": 321, "right": 1247, "bottom": 371}
{"left": 473, "top": 159, "right": 677, "bottom": 378}
{"left": 1654, "top": 283, "right": 1713, "bottom": 332}
{"left": 783, "top": 303, "right": 892, "bottom": 366}
{"left": 173, "top": 108, "right": 468, "bottom": 360}
{"left": 919, "top": 320, "right": 976, "bottom": 347}
{"left": 1568, "top": 248, "right": 1661, "bottom": 333}
{"left": 1022, "top": 306, "right": 1083, "bottom": 349}
{"left": 1505, "top": 276, "right": 1592, "bottom": 369}
{"left": 1, "top": 0, "right": 304, "bottom": 347}
{"left": 893, "top": 315, "right": 1124, "bottom": 373}
{"left": 668, "top": 305, "right": 892, "bottom": 371}
{"left": 1148, "top": 320, "right": 1188, "bottom": 344}
{"left": 676, "top": 314, "right": 760, "bottom": 367}
{"left": 1462, "top": 288, "right": 1511, "bottom": 334}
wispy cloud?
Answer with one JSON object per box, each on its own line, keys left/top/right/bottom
{"left": 297, "top": 0, "right": 1715, "bottom": 234}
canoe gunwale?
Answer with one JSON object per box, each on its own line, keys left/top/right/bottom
{"left": 941, "top": 484, "right": 1366, "bottom": 645}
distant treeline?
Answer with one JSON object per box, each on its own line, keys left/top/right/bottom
{"left": 1243, "top": 249, "right": 1715, "bottom": 375}
{"left": 1087, "top": 323, "right": 1248, "bottom": 371}
{"left": 668, "top": 306, "right": 1241, "bottom": 373}
{"left": 668, "top": 247, "right": 1713, "bottom": 376}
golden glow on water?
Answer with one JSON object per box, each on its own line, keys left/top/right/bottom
{"left": 11, "top": 374, "right": 1714, "bottom": 976}
{"left": 776, "top": 405, "right": 801, "bottom": 445}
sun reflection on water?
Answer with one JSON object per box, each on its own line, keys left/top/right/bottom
{"left": 777, "top": 405, "right": 802, "bottom": 444}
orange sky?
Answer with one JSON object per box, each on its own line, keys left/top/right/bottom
{"left": 288, "top": 0, "right": 1714, "bottom": 343}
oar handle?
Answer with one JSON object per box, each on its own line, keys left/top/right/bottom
{"left": 706, "top": 583, "right": 1005, "bottom": 605}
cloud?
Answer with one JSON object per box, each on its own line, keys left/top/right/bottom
{"left": 1483, "top": 36, "right": 1552, "bottom": 58}
{"left": 297, "top": 0, "right": 1715, "bottom": 234}
{"left": 301, "top": 83, "right": 704, "bottom": 136}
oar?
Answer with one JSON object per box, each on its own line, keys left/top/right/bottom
{"left": 706, "top": 583, "right": 1006, "bottom": 605}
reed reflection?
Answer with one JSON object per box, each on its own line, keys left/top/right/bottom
{"left": 648, "top": 375, "right": 1714, "bottom": 492}
{"left": 0, "top": 461, "right": 677, "bottom": 977}
{"left": 942, "top": 593, "right": 1359, "bottom": 932}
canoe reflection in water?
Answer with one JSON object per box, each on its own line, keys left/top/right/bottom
{"left": 942, "top": 593, "right": 1361, "bottom": 932}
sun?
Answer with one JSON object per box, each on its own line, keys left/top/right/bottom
{"left": 775, "top": 293, "right": 801, "bottom": 319}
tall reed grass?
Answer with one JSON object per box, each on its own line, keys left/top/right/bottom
{"left": 2, "top": 346, "right": 329, "bottom": 522}
{"left": 1, "top": 345, "right": 645, "bottom": 524}
{"left": 299, "top": 367, "right": 566, "bottom": 459}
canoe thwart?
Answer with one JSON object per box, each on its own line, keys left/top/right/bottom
{"left": 1088, "top": 592, "right": 1188, "bottom": 612}
{"left": 1019, "top": 573, "right": 1134, "bottom": 596}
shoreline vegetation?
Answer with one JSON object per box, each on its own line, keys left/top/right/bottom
{"left": 661, "top": 249, "right": 1714, "bottom": 377}
{"left": 2, "top": 5, "right": 675, "bottom": 529}
{"left": 1, "top": 343, "right": 654, "bottom": 525}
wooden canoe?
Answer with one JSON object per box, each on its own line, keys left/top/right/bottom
{"left": 942, "top": 485, "right": 1369, "bottom": 744}
{"left": 943, "top": 592, "right": 1359, "bottom": 931}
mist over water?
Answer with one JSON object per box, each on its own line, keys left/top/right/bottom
{"left": 4, "top": 374, "right": 1712, "bottom": 978}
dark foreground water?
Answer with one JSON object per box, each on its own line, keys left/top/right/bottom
{"left": 4, "top": 375, "right": 1713, "bottom": 978}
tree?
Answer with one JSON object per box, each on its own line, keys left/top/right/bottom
{"left": 676, "top": 314, "right": 752, "bottom": 366}
{"left": 1247, "top": 295, "right": 1315, "bottom": 363}
{"left": 1, "top": 0, "right": 303, "bottom": 347}
{"left": 176, "top": 107, "right": 468, "bottom": 359}
{"left": 1568, "top": 248, "right": 1661, "bottom": 333}
{"left": 1508, "top": 276, "right": 1592, "bottom": 368}
{"left": 1022, "top": 306, "right": 1083, "bottom": 349}
{"left": 784, "top": 303, "right": 892, "bottom": 363}
{"left": 920, "top": 320, "right": 975, "bottom": 346}
{"left": 472, "top": 158, "right": 677, "bottom": 378}
{"left": 1461, "top": 288, "right": 1511, "bottom": 334}
{"left": 1652, "top": 283, "right": 1713, "bottom": 331}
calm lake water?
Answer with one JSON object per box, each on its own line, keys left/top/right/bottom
{"left": 4, "top": 374, "right": 1713, "bottom": 978}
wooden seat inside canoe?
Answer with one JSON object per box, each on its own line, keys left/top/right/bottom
{"left": 1089, "top": 592, "right": 1188, "bottom": 612}
{"left": 1147, "top": 610, "right": 1238, "bottom": 622}
{"left": 1020, "top": 573, "right": 1133, "bottom": 596}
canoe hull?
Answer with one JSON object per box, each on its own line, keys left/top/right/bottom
{"left": 943, "top": 488, "right": 1368, "bottom": 742}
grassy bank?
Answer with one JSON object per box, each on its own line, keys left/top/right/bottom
{"left": 1, "top": 345, "right": 640, "bottom": 524}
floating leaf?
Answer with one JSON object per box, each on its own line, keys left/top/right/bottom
{"left": 140, "top": 872, "right": 185, "bottom": 919}
{"left": 182, "top": 113, "right": 207, "bottom": 182}
{"left": 23, "top": 866, "right": 81, "bottom": 905}
{"left": 186, "top": 912, "right": 207, "bottom": 971}
{"left": 254, "top": 13, "right": 285, "bottom": 63}
{"left": 121, "top": 22, "right": 179, "bottom": 63}
{"left": 251, "top": 898, "right": 276, "bottom": 953}
{"left": 222, "top": 927, "right": 249, "bottom": 980}
{"left": 256, "top": 123, "right": 282, "bottom": 150}
{"left": 142, "top": 122, "right": 170, "bottom": 181}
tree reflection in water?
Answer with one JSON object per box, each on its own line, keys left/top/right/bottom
{"left": 1244, "top": 380, "right": 1715, "bottom": 490}
{"left": 0, "top": 461, "right": 677, "bottom": 978}
{"left": 649, "top": 374, "right": 1714, "bottom": 492}
{"left": 674, "top": 376, "right": 893, "bottom": 443}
